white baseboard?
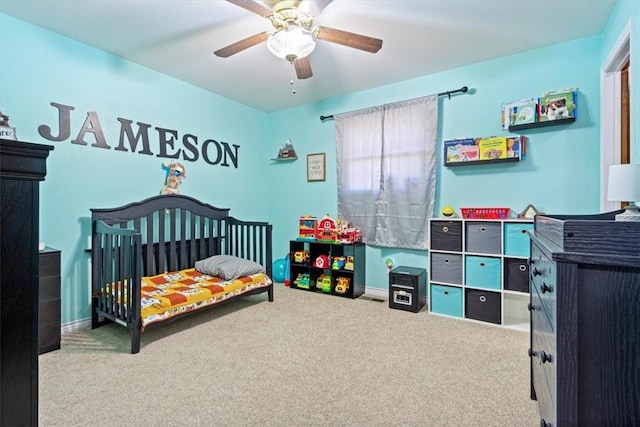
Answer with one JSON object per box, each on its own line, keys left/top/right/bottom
{"left": 364, "top": 286, "right": 388, "bottom": 299}
{"left": 61, "top": 317, "right": 91, "bottom": 334}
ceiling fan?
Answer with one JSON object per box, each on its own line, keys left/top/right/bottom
{"left": 214, "top": 0, "right": 383, "bottom": 79}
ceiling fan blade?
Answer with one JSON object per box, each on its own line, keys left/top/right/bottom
{"left": 294, "top": 56, "right": 313, "bottom": 79}
{"left": 214, "top": 31, "right": 269, "bottom": 58}
{"left": 226, "top": 0, "right": 273, "bottom": 17}
{"left": 315, "top": 26, "right": 382, "bottom": 53}
{"left": 306, "top": 0, "right": 333, "bottom": 17}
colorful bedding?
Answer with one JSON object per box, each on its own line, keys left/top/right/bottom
{"left": 140, "top": 268, "right": 272, "bottom": 328}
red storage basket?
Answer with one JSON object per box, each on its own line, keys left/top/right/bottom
{"left": 460, "top": 207, "right": 510, "bottom": 219}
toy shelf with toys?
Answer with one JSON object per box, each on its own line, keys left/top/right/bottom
{"left": 290, "top": 213, "right": 365, "bottom": 298}
{"left": 289, "top": 240, "right": 365, "bottom": 299}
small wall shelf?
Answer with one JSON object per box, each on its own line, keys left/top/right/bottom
{"left": 445, "top": 157, "right": 520, "bottom": 167}
{"left": 271, "top": 156, "right": 297, "bottom": 162}
{"left": 509, "top": 117, "right": 575, "bottom": 132}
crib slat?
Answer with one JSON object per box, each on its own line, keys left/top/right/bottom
{"left": 168, "top": 208, "right": 177, "bottom": 272}
{"left": 179, "top": 209, "right": 187, "bottom": 269}
{"left": 189, "top": 212, "right": 197, "bottom": 265}
{"left": 158, "top": 210, "right": 166, "bottom": 273}
{"left": 146, "top": 213, "right": 154, "bottom": 277}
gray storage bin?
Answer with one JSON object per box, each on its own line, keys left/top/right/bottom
{"left": 465, "top": 221, "right": 501, "bottom": 254}
{"left": 430, "top": 253, "right": 463, "bottom": 285}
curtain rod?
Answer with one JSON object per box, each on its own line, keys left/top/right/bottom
{"left": 319, "top": 86, "right": 468, "bottom": 122}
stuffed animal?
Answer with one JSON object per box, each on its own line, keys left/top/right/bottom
{"left": 161, "top": 162, "right": 186, "bottom": 195}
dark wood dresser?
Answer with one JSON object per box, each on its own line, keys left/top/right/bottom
{"left": 39, "top": 247, "right": 61, "bottom": 354}
{"left": 0, "top": 139, "right": 53, "bottom": 426}
{"left": 528, "top": 212, "right": 640, "bottom": 426}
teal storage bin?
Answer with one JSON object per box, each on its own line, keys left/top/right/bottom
{"left": 504, "top": 222, "right": 534, "bottom": 257}
{"left": 430, "top": 284, "right": 463, "bottom": 318}
{"left": 465, "top": 255, "right": 501, "bottom": 290}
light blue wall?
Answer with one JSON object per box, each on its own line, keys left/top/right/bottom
{"left": 0, "top": 14, "right": 271, "bottom": 323}
{"left": 3, "top": 2, "right": 638, "bottom": 320}
{"left": 268, "top": 36, "right": 604, "bottom": 290}
{"left": 601, "top": 0, "right": 640, "bottom": 162}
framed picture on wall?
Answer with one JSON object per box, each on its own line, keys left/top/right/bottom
{"left": 307, "top": 152, "right": 326, "bottom": 182}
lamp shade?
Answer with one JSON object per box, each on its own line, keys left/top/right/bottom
{"left": 267, "top": 26, "right": 316, "bottom": 62}
{"left": 607, "top": 163, "right": 640, "bottom": 202}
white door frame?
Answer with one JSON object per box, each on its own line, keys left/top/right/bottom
{"left": 600, "top": 20, "right": 632, "bottom": 212}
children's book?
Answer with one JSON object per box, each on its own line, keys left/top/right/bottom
{"left": 478, "top": 137, "right": 508, "bottom": 160}
{"left": 539, "top": 88, "right": 577, "bottom": 122}
{"left": 502, "top": 98, "right": 536, "bottom": 129}
{"left": 444, "top": 138, "right": 477, "bottom": 163}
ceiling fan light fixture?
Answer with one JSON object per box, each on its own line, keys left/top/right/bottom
{"left": 267, "top": 25, "right": 316, "bottom": 62}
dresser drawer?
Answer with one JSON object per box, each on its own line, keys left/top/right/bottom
{"left": 464, "top": 255, "right": 501, "bottom": 290}
{"left": 39, "top": 249, "right": 61, "bottom": 277}
{"left": 39, "top": 275, "right": 61, "bottom": 302}
{"left": 531, "top": 305, "right": 557, "bottom": 427}
{"left": 530, "top": 243, "right": 556, "bottom": 329}
{"left": 430, "top": 220, "right": 462, "bottom": 252}
{"left": 430, "top": 253, "right": 463, "bottom": 284}
{"left": 465, "top": 221, "right": 502, "bottom": 254}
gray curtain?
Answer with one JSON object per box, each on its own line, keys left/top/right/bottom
{"left": 335, "top": 95, "right": 438, "bottom": 250}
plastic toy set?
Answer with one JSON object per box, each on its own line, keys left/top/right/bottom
{"left": 298, "top": 214, "right": 362, "bottom": 244}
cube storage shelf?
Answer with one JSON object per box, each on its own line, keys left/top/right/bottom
{"left": 289, "top": 240, "right": 365, "bottom": 299}
{"left": 428, "top": 218, "right": 533, "bottom": 330}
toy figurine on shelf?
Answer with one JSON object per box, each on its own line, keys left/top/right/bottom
{"left": 344, "top": 256, "right": 355, "bottom": 271}
{"left": 316, "top": 214, "right": 338, "bottom": 241}
{"left": 299, "top": 215, "right": 318, "bottom": 240}
{"left": 332, "top": 256, "right": 346, "bottom": 270}
{"left": 317, "top": 274, "right": 331, "bottom": 293}
{"left": 335, "top": 277, "right": 351, "bottom": 294}
{"left": 441, "top": 205, "right": 456, "bottom": 217}
{"left": 295, "top": 273, "right": 310, "bottom": 289}
{"left": 293, "top": 250, "right": 309, "bottom": 264}
{"left": 337, "top": 218, "right": 362, "bottom": 244}
{"left": 313, "top": 254, "right": 330, "bottom": 269}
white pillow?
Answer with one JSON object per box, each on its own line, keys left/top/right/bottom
{"left": 195, "top": 254, "right": 265, "bottom": 280}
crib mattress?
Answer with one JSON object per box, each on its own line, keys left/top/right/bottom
{"left": 140, "top": 268, "right": 271, "bottom": 328}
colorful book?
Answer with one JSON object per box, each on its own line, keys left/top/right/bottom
{"left": 512, "top": 102, "right": 538, "bottom": 125}
{"left": 444, "top": 138, "right": 477, "bottom": 163}
{"left": 539, "top": 88, "right": 577, "bottom": 122}
{"left": 478, "top": 137, "right": 508, "bottom": 160}
{"left": 502, "top": 98, "right": 536, "bottom": 129}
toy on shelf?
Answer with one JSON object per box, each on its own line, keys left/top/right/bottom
{"left": 335, "top": 277, "right": 351, "bottom": 294}
{"left": 441, "top": 205, "right": 456, "bottom": 217}
{"left": 313, "top": 254, "right": 330, "bottom": 269}
{"left": 461, "top": 207, "right": 510, "bottom": 219}
{"left": 332, "top": 256, "right": 345, "bottom": 270}
{"left": 299, "top": 215, "right": 317, "bottom": 240}
{"left": 316, "top": 214, "right": 338, "bottom": 241}
{"left": 293, "top": 250, "right": 309, "bottom": 264}
{"left": 317, "top": 274, "right": 331, "bottom": 293}
{"left": 337, "top": 219, "right": 362, "bottom": 244}
{"left": 344, "top": 256, "right": 355, "bottom": 271}
{"left": 294, "top": 273, "right": 310, "bottom": 289}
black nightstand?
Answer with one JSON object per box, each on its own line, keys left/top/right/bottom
{"left": 39, "top": 247, "right": 61, "bottom": 354}
{"left": 389, "top": 266, "right": 427, "bottom": 313}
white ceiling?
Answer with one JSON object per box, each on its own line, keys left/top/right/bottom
{"left": 0, "top": 0, "right": 616, "bottom": 112}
